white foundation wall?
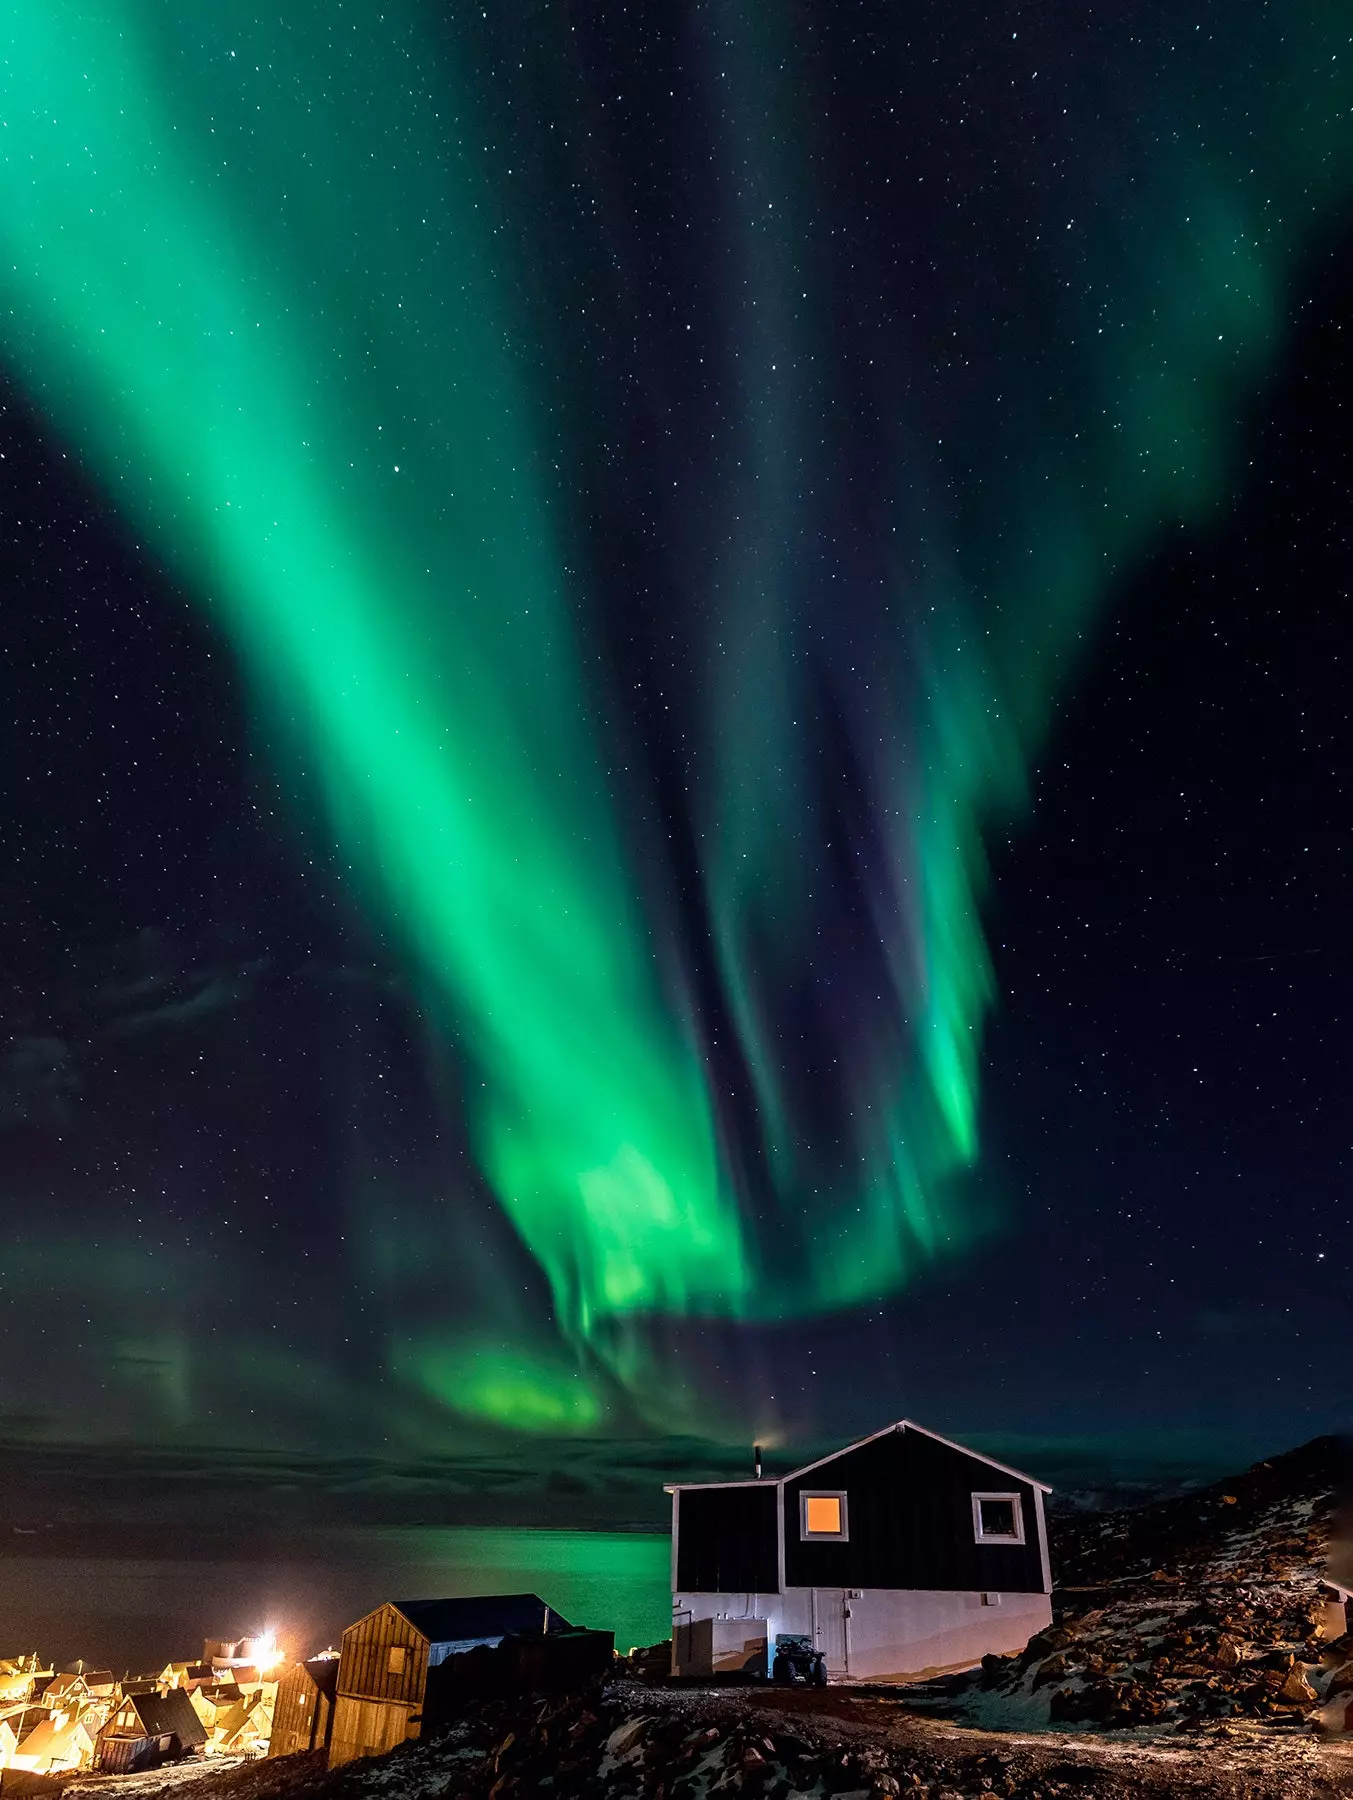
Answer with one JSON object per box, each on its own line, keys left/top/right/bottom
{"left": 843, "top": 1587, "right": 1052, "bottom": 1678}
{"left": 673, "top": 1587, "right": 1051, "bottom": 1680}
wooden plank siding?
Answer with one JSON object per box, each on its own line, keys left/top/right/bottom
{"left": 675, "top": 1484, "right": 779, "bottom": 1593}
{"left": 337, "top": 1604, "right": 430, "bottom": 1705}
{"left": 329, "top": 1605, "right": 429, "bottom": 1768}
{"left": 329, "top": 1696, "right": 419, "bottom": 1767}
{"left": 268, "top": 1663, "right": 333, "bottom": 1759}
{"left": 781, "top": 1427, "right": 1047, "bottom": 1593}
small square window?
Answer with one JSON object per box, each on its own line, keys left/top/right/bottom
{"left": 806, "top": 1495, "right": 840, "bottom": 1533}
{"left": 800, "top": 1489, "right": 849, "bottom": 1540}
{"left": 387, "top": 1646, "right": 406, "bottom": 1674}
{"left": 972, "top": 1492, "right": 1025, "bottom": 1545}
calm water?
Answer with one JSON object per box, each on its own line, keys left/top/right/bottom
{"left": 0, "top": 1528, "right": 672, "bottom": 1672}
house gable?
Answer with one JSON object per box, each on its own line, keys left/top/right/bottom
{"left": 782, "top": 1423, "right": 1047, "bottom": 1593}
{"left": 337, "top": 1602, "right": 430, "bottom": 1705}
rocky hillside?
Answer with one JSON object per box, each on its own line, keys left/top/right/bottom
{"left": 912, "top": 1434, "right": 1352, "bottom": 1734}
{"left": 80, "top": 1676, "right": 1351, "bottom": 1800}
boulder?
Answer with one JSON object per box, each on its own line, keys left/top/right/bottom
{"left": 1020, "top": 1627, "right": 1071, "bottom": 1666}
{"left": 1278, "top": 1667, "right": 1319, "bottom": 1707}
{"left": 1326, "top": 1660, "right": 1353, "bottom": 1697}
{"left": 1031, "top": 1652, "right": 1069, "bottom": 1688}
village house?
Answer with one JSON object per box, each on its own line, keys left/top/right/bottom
{"left": 159, "top": 1660, "right": 218, "bottom": 1692}
{"left": 0, "top": 1706, "right": 51, "bottom": 1771}
{"left": 0, "top": 1644, "right": 279, "bottom": 1778}
{"left": 7, "top": 1707, "right": 99, "bottom": 1775}
{"left": 268, "top": 1656, "right": 339, "bottom": 1759}
{"left": 187, "top": 1683, "right": 244, "bottom": 1733}
{"left": 0, "top": 1658, "right": 45, "bottom": 1707}
{"left": 206, "top": 1689, "right": 273, "bottom": 1758}
{"left": 667, "top": 1418, "right": 1053, "bottom": 1681}
{"left": 0, "top": 1703, "right": 75, "bottom": 1773}
{"left": 96, "top": 1686, "right": 208, "bottom": 1772}
{"left": 42, "top": 1672, "right": 91, "bottom": 1714}
{"left": 328, "top": 1595, "right": 568, "bottom": 1768}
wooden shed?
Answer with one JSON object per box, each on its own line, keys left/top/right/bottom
{"left": 267, "top": 1657, "right": 338, "bottom": 1759}
{"left": 329, "top": 1595, "right": 567, "bottom": 1768}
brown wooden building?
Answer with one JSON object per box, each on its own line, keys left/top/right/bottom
{"left": 329, "top": 1596, "right": 565, "bottom": 1768}
{"left": 96, "top": 1689, "right": 207, "bottom": 1773}
{"left": 267, "top": 1657, "right": 339, "bottom": 1759}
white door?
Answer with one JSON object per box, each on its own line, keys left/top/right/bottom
{"left": 811, "top": 1588, "right": 848, "bottom": 1676}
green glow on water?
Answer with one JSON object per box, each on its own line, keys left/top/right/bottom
{"left": 360, "top": 1527, "right": 674, "bottom": 1652}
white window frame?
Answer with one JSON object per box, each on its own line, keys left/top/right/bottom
{"left": 799, "top": 1488, "right": 849, "bottom": 1541}
{"left": 972, "top": 1491, "right": 1025, "bottom": 1545}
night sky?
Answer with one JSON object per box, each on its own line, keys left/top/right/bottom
{"left": 1, "top": 0, "right": 1350, "bottom": 1505}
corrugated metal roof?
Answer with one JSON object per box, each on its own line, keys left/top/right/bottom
{"left": 126, "top": 1687, "right": 208, "bottom": 1747}
{"left": 392, "top": 1594, "right": 569, "bottom": 1644}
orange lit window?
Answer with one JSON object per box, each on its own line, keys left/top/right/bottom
{"left": 388, "top": 1646, "right": 406, "bottom": 1674}
{"left": 800, "top": 1489, "right": 848, "bottom": 1540}
{"left": 805, "top": 1495, "right": 841, "bottom": 1534}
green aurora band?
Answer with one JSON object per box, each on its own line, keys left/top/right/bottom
{"left": 2, "top": 0, "right": 1352, "bottom": 1432}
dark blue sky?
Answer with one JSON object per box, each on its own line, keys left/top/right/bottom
{"left": 0, "top": 0, "right": 1349, "bottom": 1504}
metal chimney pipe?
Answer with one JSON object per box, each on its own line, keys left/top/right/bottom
{"left": 754, "top": 1444, "right": 763, "bottom": 1480}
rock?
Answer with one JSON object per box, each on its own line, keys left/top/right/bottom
{"left": 1278, "top": 1667, "right": 1319, "bottom": 1707}
{"left": 1020, "top": 1627, "right": 1071, "bottom": 1665}
{"left": 1326, "top": 1660, "right": 1353, "bottom": 1697}
{"left": 603, "top": 1717, "right": 650, "bottom": 1759}
{"left": 1031, "top": 1652, "right": 1069, "bottom": 1688}
{"left": 1213, "top": 1635, "right": 1242, "bottom": 1667}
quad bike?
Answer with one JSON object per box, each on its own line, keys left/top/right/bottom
{"left": 771, "top": 1633, "right": 827, "bottom": 1686}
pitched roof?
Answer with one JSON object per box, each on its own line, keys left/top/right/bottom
{"left": 43, "top": 1674, "right": 86, "bottom": 1699}
{"left": 2, "top": 1706, "right": 52, "bottom": 1744}
{"left": 390, "top": 1594, "right": 569, "bottom": 1644}
{"left": 11, "top": 1712, "right": 94, "bottom": 1762}
{"left": 125, "top": 1688, "right": 208, "bottom": 1747}
{"left": 664, "top": 1419, "right": 1053, "bottom": 1494}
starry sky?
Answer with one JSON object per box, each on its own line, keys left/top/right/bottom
{"left": 0, "top": 0, "right": 1350, "bottom": 1502}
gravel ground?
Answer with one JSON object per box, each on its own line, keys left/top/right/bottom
{"left": 50, "top": 1679, "right": 1350, "bottom": 1800}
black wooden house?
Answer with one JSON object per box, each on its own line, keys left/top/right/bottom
{"left": 668, "top": 1418, "right": 1052, "bottom": 1680}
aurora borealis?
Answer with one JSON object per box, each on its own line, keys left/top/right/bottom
{"left": 2, "top": 0, "right": 1353, "bottom": 1457}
